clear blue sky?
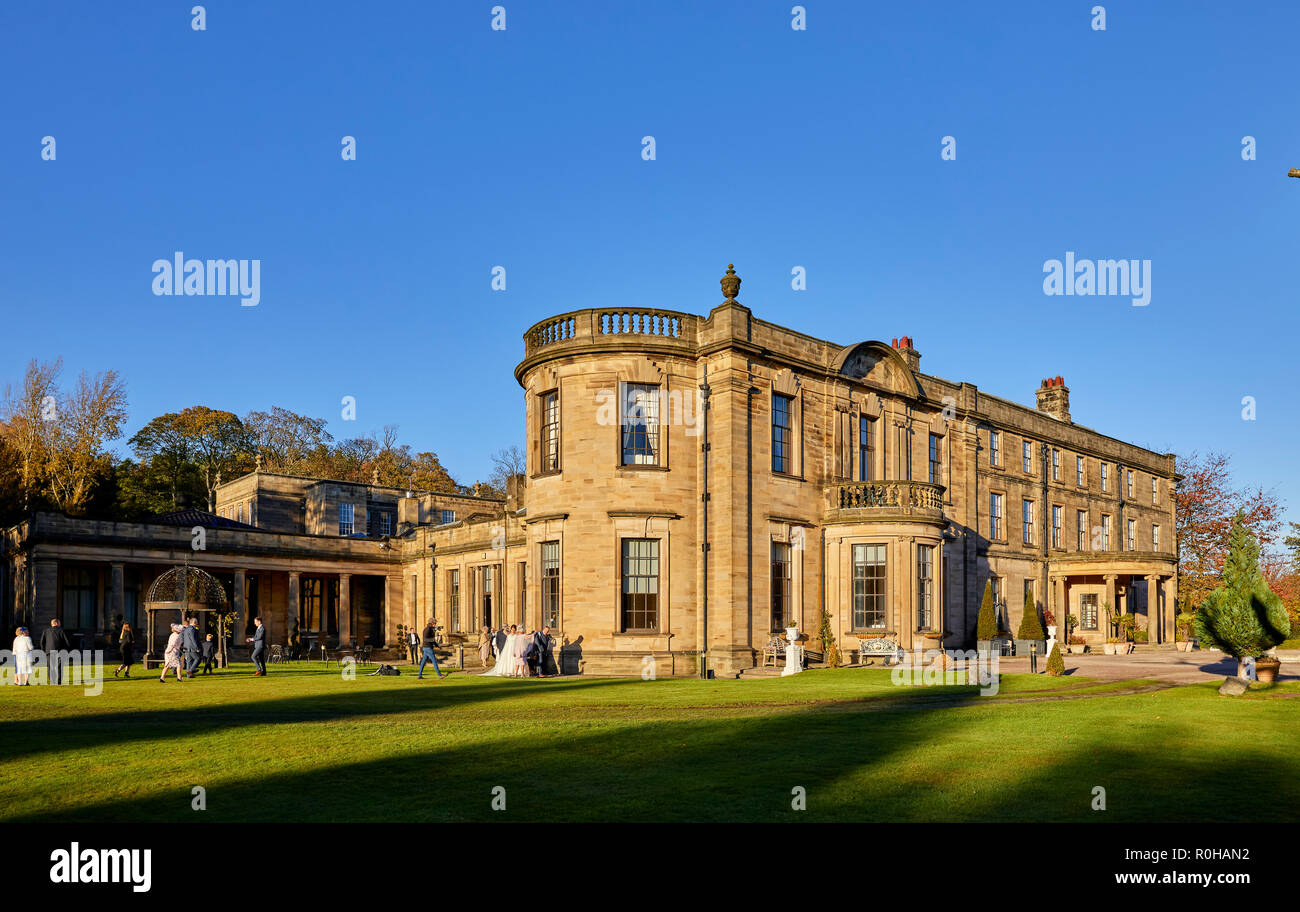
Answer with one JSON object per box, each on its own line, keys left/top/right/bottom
{"left": 2, "top": 1, "right": 1297, "bottom": 524}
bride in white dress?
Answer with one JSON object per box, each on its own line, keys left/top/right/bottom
{"left": 480, "top": 625, "right": 517, "bottom": 677}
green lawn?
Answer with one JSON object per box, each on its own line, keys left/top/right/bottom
{"left": 1, "top": 665, "right": 1296, "bottom": 822}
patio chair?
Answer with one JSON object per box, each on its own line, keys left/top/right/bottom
{"left": 760, "top": 636, "right": 786, "bottom": 667}
{"left": 270, "top": 645, "right": 286, "bottom": 664}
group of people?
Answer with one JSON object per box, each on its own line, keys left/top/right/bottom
{"left": 157, "top": 616, "right": 220, "bottom": 682}
{"left": 9, "top": 618, "right": 83, "bottom": 685}
{"left": 477, "top": 624, "right": 558, "bottom": 678}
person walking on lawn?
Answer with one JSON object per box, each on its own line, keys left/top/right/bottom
{"left": 417, "top": 619, "right": 446, "bottom": 679}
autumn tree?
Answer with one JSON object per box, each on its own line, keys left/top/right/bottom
{"left": 487, "top": 445, "right": 526, "bottom": 494}
{"left": 130, "top": 412, "right": 199, "bottom": 508}
{"left": 1, "top": 357, "right": 62, "bottom": 509}
{"left": 43, "top": 369, "right": 129, "bottom": 514}
{"left": 1175, "top": 451, "right": 1282, "bottom": 612}
{"left": 243, "top": 406, "right": 332, "bottom": 473}
{"left": 2, "top": 360, "right": 128, "bottom": 516}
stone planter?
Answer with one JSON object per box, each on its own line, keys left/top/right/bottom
{"left": 1103, "top": 642, "right": 1116, "bottom": 655}
{"left": 1256, "top": 658, "right": 1281, "bottom": 683}
{"left": 1068, "top": 644, "right": 1087, "bottom": 655}
{"left": 1174, "top": 641, "right": 1192, "bottom": 652}
{"left": 977, "top": 640, "right": 995, "bottom": 660}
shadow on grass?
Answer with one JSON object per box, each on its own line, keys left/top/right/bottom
{"left": 19, "top": 686, "right": 995, "bottom": 823}
{"left": 15, "top": 678, "right": 1299, "bottom": 823}
{"left": 0, "top": 673, "right": 654, "bottom": 765}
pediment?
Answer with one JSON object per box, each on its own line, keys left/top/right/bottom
{"left": 831, "top": 341, "right": 923, "bottom": 398}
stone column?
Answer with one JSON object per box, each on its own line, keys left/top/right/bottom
{"left": 1054, "top": 576, "right": 1066, "bottom": 628}
{"left": 1104, "top": 574, "right": 1117, "bottom": 636}
{"left": 287, "top": 571, "right": 300, "bottom": 647}
{"left": 1145, "top": 574, "right": 1161, "bottom": 643}
{"left": 33, "top": 559, "right": 58, "bottom": 627}
{"left": 110, "top": 563, "right": 125, "bottom": 632}
{"left": 232, "top": 569, "right": 246, "bottom": 653}
{"left": 338, "top": 573, "right": 352, "bottom": 646}
{"left": 384, "top": 575, "right": 403, "bottom": 647}
{"left": 1164, "top": 575, "right": 1177, "bottom": 643}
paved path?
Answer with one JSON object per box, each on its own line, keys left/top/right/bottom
{"left": 994, "top": 649, "right": 1299, "bottom": 684}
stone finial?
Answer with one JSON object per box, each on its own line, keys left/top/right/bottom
{"left": 254, "top": 453, "right": 263, "bottom": 472}
{"left": 371, "top": 466, "right": 380, "bottom": 485}
{"left": 720, "top": 263, "right": 741, "bottom": 301}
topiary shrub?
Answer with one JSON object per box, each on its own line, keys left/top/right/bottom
{"left": 1045, "top": 642, "right": 1065, "bottom": 676}
{"left": 977, "top": 580, "right": 998, "bottom": 641}
{"left": 1017, "top": 600, "right": 1045, "bottom": 640}
{"left": 1195, "top": 514, "right": 1292, "bottom": 662}
{"left": 819, "top": 605, "right": 841, "bottom": 667}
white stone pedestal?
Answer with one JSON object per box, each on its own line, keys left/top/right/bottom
{"left": 782, "top": 627, "right": 803, "bottom": 676}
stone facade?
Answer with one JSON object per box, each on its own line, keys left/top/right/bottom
{"left": 1, "top": 266, "right": 1179, "bottom": 677}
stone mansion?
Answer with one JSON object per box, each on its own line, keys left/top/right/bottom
{"left": 2, "top": 265, "right": 1179, "bottom": 676}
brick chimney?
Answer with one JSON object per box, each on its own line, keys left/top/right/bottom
{"left": 891, "top": 335, "right": 921, "bottom": 371}
{"left": 1036, "top": 376, "right": 1070, "bottom": 423}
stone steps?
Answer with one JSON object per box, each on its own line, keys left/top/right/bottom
{"left": 736, "top": 665, "right": 787, "bottom": 679}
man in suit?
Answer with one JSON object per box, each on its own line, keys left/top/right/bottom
{"left": 534, "top": 625, "right": 557, "bottom": 677}
{"left": 247, "top": 616, "right": 268, "bottom": 676}
{"left": 494, "top": 625, "right": 508, "bottom": 658}
{"left": 39, "top": 619, "right": 73, "bottom": 685}
{"left": 417, "top": 619, "right": 446, "bottom": 679}
{"left": 406, "top": 626, "right": 420, "bottom": 665}
{"left": 181, "top": 617, "right": 202, "bottom": 678}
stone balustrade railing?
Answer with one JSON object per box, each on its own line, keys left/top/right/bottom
{"left": 829, "top": 480, "right": 946, "bottom": 517}
{"left": 523, "top": 308, "right": 698, "bottom": 357}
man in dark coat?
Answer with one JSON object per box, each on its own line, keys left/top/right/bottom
{"left": 39, "top": 619, "right": 73, "bottom": 685}
{"left": 534, "top": 625, "right": 558, "bottom": 677}
{"left": 181, "top": 618, "right": 201, "bottom": 678}
{"left": 416, "top": 620, "right": 445, "bottom": 679}
{"left": 247, "top": 616, "right": 268, "bottom": 676}
{"left": 406, "top": 626, "right": 420, "bottom": 664}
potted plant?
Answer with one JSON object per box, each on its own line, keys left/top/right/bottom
{"left": 1194, "top": 514, "right": 1293, "bottom": 683}
{"left": 1115, "top": 614, "right": 1136, "bottom": 655}
{"left": 1016, "top": 599, "right": 1047, "bottom": 658}
{"left": 976, "top": 580, "right": 998, "bottom": 659}
{"left": 1174, "top": 611, "right": 1196, "bottom": 652}
{"left": 1044, "top": 607, "right": 1058, "bottom": 645}
{"left": 1255, "top": 655, "right": 1282, "bottom": 683}
{"left": 1067, "top": 635, "right": 1087, "bottom": 655}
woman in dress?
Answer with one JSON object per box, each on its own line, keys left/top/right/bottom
{"left": 512, "top": 625, "right": 531, "bottom": 678}
{"left": 114, "top": 622, "right": 135, "bottom": 678}
{"left": 477, "top": 626, "right": 492, "bottom": 667}
{"left": 159, "top": 623, "right": 185, "bottom": 683}
{"left": 12, "top": 627, "right": 33, "bottom": 686}
{"left": 480, "top": 626, "right": 514, "bottom": 677}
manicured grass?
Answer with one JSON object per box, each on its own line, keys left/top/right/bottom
{"left": 1, "top": 665, "right": 1296, "bottom": 822}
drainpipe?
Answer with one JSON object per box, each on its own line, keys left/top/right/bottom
{"left": 699, "top": 380, "right": 712, "bottom": 678}
{"left": 746, "top": 377, "right": 758, "bottom": 660}
{"left": 1040, "top": 442, "right": 1050, "bottom": 630}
